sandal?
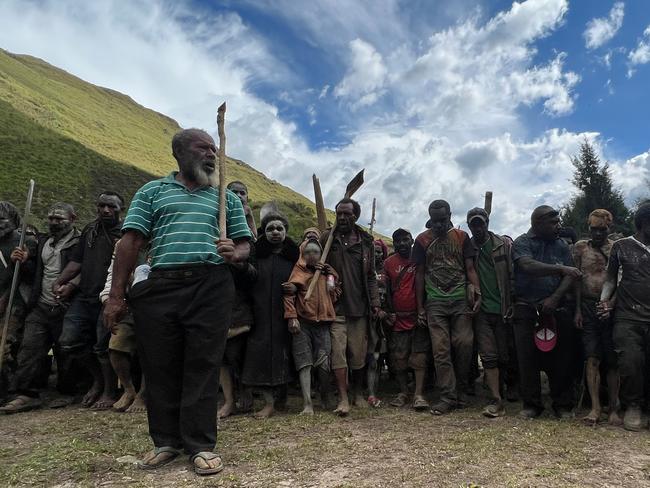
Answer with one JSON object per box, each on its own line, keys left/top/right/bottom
{"left": 413, "top": 396, "right": 429, "bottom": 411}
{"left": 390, "top": 393, "right": 408, "bottom": 408}
{"left": 138, "top": 446, "right": 181, "bottom": 470}
{"left": 430, "top": 400, "right": 454, "bottom": 416}
{"left": 367, "top": 396, "right": 382, "bottom": 408}
{"left": 191, "top": 451, "right": 224, "bottom": 476}
{"left": 0, "top": 395, "right": 42, "bottom": 414}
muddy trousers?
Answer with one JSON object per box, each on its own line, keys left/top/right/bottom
{"left": 12, "top": 301, "right": 73, "bottom": 397}
{"left": 426, "top": 299, "right": 473, "bottom": 405}
{"left": 130, "top": 265, "right": 234, "bottom": 456}
{"left": 614, "top": 319, "right": 650, "bottom": 409}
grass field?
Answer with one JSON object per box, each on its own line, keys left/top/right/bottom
{"left": 1, "top": 387, "right": 649, "bottom": 487}
{"left": 0, "top": 49, "right": 335, "bottom": 241}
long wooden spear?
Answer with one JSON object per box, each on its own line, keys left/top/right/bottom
{"left": 369, "top": 198, "right": 376, "bottom": 236}
{"left": 217, "top": 102, "right": 227, "bottom": 238}
{"left": 0, "top": 179, "right": 35, "bottom": 374}
{"left": 313, "top": 174, "right": 328, "bottom": 231}
{"left": 484, "top": 191, "right": 493, "bottom": 216}
{"left": 305, "top": 170, "right": 364, "bottom": 301}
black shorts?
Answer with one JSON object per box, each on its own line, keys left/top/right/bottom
{"left": 581, "top": 298, "right": 617, "bottom": 367}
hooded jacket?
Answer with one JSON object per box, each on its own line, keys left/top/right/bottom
{"left": 284, "top": 239, "right": 341, "bottom": 323}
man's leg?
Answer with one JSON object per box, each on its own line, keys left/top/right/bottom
{"left": 330, "top": 316, "right": 350, "bottom": 415}
{"left": 91, "top": 307, "right": 117, "bottom": 410}
{"left": 178, "top": 268, "right": 233, "bottom": 456}
{"left": 601, "top": 318, "right": 621, "bottom": 425}
{"left": 476, "top": 312, "right": 504, "bottom": 417}
{"left": 409, "top": 324, "right": 430, "bottom": 410}
{"left": 547, "top": 310, "right": 576, "bottom": 418}
{"left": 131, "top": 279, "right": 185, "bottom": 451}
{"left": 347, "top": 316, "right": 369, "bottom": 408}
{"left": 0, "top": 305, "right": 52, "bottom": 412}
{"left": 314, "top": 324, "right": 333, "bottom": 410}
{"left": 58, "top": 298, "right": 102, "bottom": 407}
{"left": 614, "top": 320, "right": 646, "bottom": 431}
{"left": 512, "top": 304, "right": 543, "bottom": 417}
{"left": 366, "top": 318, "right": 381, "bottom": 406}
{"left": 292, "top": 322, "right": 314, "bottom": 415}
{"left": 450, "top": 310, "right": 474, "bottom": 407}
{"left": 581, "top": 301, "right": 604, "bottom": 424}
{"left": 389, "top": 331, "right": 410, "bottom": 406}
{"left": 110, "top": 350, "right": 135, "bottom": 412}
{"left": 427, "top": 303, "right": 455, "bottom": 413}
{"left": 126, "top": 372, "right": 147, "bottom": 414}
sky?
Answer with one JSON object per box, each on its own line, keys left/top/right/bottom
{"left": 1, "top": 0, "right": 649, "bottom": 237}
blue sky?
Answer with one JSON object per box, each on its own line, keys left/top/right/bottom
{"left": 1, "top": 0, "right": 649, "bottom": 236}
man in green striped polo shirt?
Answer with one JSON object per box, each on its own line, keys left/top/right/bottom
{"left": 104, "top": 128, "right": 251, "bottom": 476}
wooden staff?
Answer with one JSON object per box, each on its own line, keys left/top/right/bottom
{"left": 0, "top": 179, "right": 35, "bottom": 374}
{"left": 313, "top": 174, "right": 328, "bottom": 231}
{"left": 305, "top": 170, "right": 364, "bottom": 300}
{"left": 369, "top": 197, "right": 376, "bottom": 236}
{"left": 217, "top": 102, "right": 227, "bottom": 238}
{"left": 484, "top": 191, "right": 493, "bottom": 216}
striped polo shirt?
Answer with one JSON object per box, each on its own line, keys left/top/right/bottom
{"left": 123, "top": 172, "right": 251, "bottom": 268}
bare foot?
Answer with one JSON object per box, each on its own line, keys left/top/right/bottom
{"left": 91, "top": 395, "right": 116, "bottom": 410}
{"left": 81, "top": 386, "right": 101, "bottom": 408}
{"left": 112, "top": 391, "right": 136, "bottom": 412}
{"left": 254, "top": 404, "right": 274, "bottom": 419}
{"left": 126, "top": 395, "right": 147, "bottom": 414}
{"left": 333, "top": 399, "right": 350, "bottom": 417}
{"left": 300, "top": 404, "right": 314, "bottom": 415}
{"left": 582, "top": 409, "right": 600, "bottom": 426}
{"left": 353, "top": 395, "right": 368, "bottom": 408}
{"left": 608, "top": 410, "right": 623, "bottom": 426}
{"left": 217, "top": 402, "right": 234, "bottom": 420}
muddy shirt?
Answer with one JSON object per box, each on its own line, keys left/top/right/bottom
{"left": 607, "top": 237, "right": 650, "bottom": 322}
{"left": 412, "top": 228, "right": 475, "bottom": 301}
{"left": 573, "top": 239, "right": 612, "bottom": 299}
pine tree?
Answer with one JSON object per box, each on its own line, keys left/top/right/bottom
{"left": 561, "top": 140, "right": 631, "bottom": 237}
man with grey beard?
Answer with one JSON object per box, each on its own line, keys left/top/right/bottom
{"left": 104, "top": 129, "right": 252, "bottom": 475}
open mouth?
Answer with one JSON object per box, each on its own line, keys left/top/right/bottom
{"left": 204, "top": 161, "right": 216, "bottom": 172}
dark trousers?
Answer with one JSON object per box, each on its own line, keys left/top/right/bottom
{"left": 512, "top": 304, "right": 575, "bottom": 412}
{"left": 13, "top": 301, "right": 72, "bottom": 397}
{"left": 614, "top": 319, "right": 650, "bottom": 408}
{"left": 129, "top": 265, "right": 234, "bottom": 456}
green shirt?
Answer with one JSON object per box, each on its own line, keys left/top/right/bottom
{"left": 122, "top": 172, "right": 251, "bottom": 268}
{"left": 477, "top": 238, "right": 502, "bottom": 314}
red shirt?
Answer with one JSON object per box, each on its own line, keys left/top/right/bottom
{"left": 384, "top": 253, "right": 418, "bottom": 331}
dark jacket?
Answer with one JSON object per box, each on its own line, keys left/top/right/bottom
{"left": 470, "top": 231, "right": 514, "bottom": 319}
{"left": 27, "top": 228, "right": 81, "bottom": 310}
{"left": 321, "top": 225, "right": 380, "bottom": 320}
{"left": 242, "top": 236, "right": 300, "bottom": 387}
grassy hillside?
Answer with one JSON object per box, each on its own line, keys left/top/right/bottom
{"left": 0, "top": 49, "right": 328, "bottom": 240}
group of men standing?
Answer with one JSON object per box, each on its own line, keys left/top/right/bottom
{"left": 1, "top": 126, "right": 649, "bottom": 477}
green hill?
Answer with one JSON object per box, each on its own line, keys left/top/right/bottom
{"left": 0, "top": 49, "right": 329, "bottom": 240}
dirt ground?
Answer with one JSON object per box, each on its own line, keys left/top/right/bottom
{"left": 2, "top": 385, "right": 650, "bottom": 488}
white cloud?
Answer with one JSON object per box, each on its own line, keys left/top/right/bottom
{"left": 611, "top": 150, "right": 650, "bottom": 203}
{"left": 583, "top": 2, "right": 625, "bottom": 50}
{"left": 627, "top": 25, "right": 650, "bottom": 77}
{"left": 1, "top": 0, "right": 638, "bottom": 237}
{"left": 334, "top": 39, "right": 387, "bottom": 109}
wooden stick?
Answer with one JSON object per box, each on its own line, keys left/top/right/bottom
{"left": 217, "top": 102, "right": 227, "bottom": 239}
{"left": 484, "top": 191, "right": 493, "bottom": 216}
{"left": 313, "top": 174, "right": 328, "bottom": 231}
{"left": 0, "top": 179, "right": 35, "bottom": 374}
{"left": 305, "top": 170, "right": 364, "bottom": 300}
{"left": 369, "top": 198, "right": 376, "bottom": 236}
